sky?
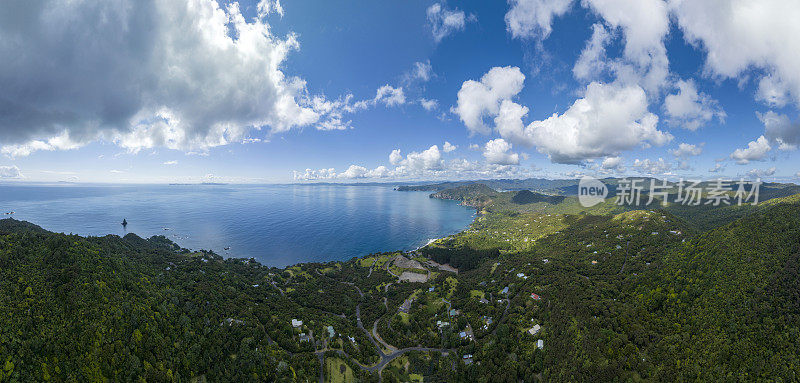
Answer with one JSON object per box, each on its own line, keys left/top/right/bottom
{"left": 0, "top": 0, "right": 799, "bottom": 184}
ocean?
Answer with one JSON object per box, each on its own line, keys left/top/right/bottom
{"left": 0, "top": 183, "right": 475, "bottom": 267}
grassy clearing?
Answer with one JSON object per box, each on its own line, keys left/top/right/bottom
{"left": 358, "top": 257, "right": 376, "bottom": 268}
{"left": 397, "top": 312, "right": 411, "bottom": 325}
{"left": 445, "top": 277, "right": 458, "bottom": 299}
{"left": 325, "top": 357, "right": 354, "bottom": 383}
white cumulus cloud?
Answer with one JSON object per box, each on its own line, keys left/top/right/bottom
{"left": 759, "top": 111, "right": 800, "bottom": 151}
{"left": 419, "top": 99, "right": 439, "bottom": 111}
{"left": 670, "top": 0, "right": 800, "bottom": 106}
{"left": 747, "top": 167, "right": 776, "bottom": 178}
{"left": 601, "top": 156, "right": 624, "bottom": 170}
{"left": 670, "top": 142, "right": 704, "bottom": 157}
{"left": 730, "top": 136, "right": 772, "bottom": 164}
{"left": 0, "top": 165, "right": 22, "bottom": 178}
{"left": 483, "top": 139, "right": 520, "bottom": 165}
{"left": 411, "top": 61, "right": 434, "bottom": 82}
{"left": 496, "top": 82, "right": 672, "bottom": 164}
{"left": 581, "top": 0, "right": 671, "bottom": 93}
{"left": 632, "top": 158, "right": 673, "bottom": 175}
{"left": 373, "top": 85, "right": 406, "bottom": 107}
{"left": 573, "top": 23, "right": 612, "bottom": 81}
{"left": 427, "top": 3, "right": 474, "bottom": 43}
{"left": 664, "top": 80, "right": 725, "bottom": 131}
{"left": 455, "top": 66, "right": 526, "bottom": 135}
{"left": 505, "top": 0, "right": 573, "bottom": 40}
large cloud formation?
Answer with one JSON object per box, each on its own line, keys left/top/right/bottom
{"left": 455, "top": 66, "right": 525, "bottom": 135}
{"left": 500, "top": 0, "right": 800, "bottom": 171}
{"left": 525, "top": 82, "right": 671, "bottom": 163}
{"left": 0, "top": 0, "right": 349, "bottom": 156}
{"left": 670, "top": 0, "right": 800, "bottom": 107}
{"left": 455, "top": 67, "right": 671, "bottom": 164}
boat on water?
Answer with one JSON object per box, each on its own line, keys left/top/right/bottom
{"left": 122, "top": 219, "right": 128, "bottom": 226}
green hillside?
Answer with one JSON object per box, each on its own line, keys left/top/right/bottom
{"left": 1, "top": 192, "right": 799, "bottom": 382}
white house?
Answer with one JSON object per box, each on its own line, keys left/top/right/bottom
{"left": 537, "top": 339, "right": 544, "bottom": 349}
{"left": 291, "top": 319, "right": 303, "bottom": 328}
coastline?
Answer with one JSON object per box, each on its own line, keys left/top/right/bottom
{"left": 1, "top": 184, "right": 478, "bottom": 268}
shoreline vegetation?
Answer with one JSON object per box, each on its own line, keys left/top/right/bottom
{"left": 2, "top": 178, "right": 800, "bottom": 381}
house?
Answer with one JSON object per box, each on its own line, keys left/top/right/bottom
{"left": 299, "top": 333, "right": 311, "bottom": 342}
{"left": 449, "top": 309, "right": 459, "bottom": 316}
{"left": 479, "top": 297, "right": 489, "bottom": 304}
{"left": 462, "top": 354, "right": 473, "bottom": 365}
{"left": 591, "top": 260, "right": 598, "bottom": 265}
{"left": 537, "top": 339, "right": 544, "bottom": 349}
{"left": 501, "top": 286, "right": 509, "bottom": 295}
{"left": 436, "top": 320, "right": 450, "bottom": 329}
{"left": 459, "top": 331, "right": 468, "bottom": 339}
{"left": 348, "top": 336, "right": 356, "bottom": 342}
{"left": 530, "top": 293, "right": 541, "bottom": 300}
{"left": 516, "top": 273, "right": 528, "bottom": 280}
{"left": 428, "top": 287, "right": 435, "bottom": 292}
{"left": 542, "top": 259, "right": 549, "bottom": 264}
{"left": 326, "top": 326, "right": 335, "bottom": 338}
{"left": 291, "top": 319, "right": 303, "bottom": 328}
{"left": 528, "top": 324, "right": 541, "bottom": 335}
{"left": 223, "top": 318, "right": 243, "bottom": 326}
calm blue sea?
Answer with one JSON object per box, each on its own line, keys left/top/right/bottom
{"left": 0, "top": 184, "right": 475, "bottom": 267}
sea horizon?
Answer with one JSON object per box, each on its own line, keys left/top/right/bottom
{"left": 0, "top": 183, "right": 476, "bottom": 267}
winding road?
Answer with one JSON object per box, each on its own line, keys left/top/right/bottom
{"left": 311, "top": 276, "right": 453, "bottom": 380}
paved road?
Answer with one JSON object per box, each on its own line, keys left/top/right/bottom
{"left": 372, "top": 319, "right": 397, "bottom": 353}
{"left": 315, "top": 267, "right": 454, "bottom": 380}
{"left": 363, "top": 346, "right": 451, "bottom": 372}
{"left": 490, "top": 298, "right": 511, "bottom": 337}
{"left": 317, "top": 352, "right": 324, "bottom": 383}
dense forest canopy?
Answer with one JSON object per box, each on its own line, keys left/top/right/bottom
{"left": 1, "top": 180, "right": 799, "bottom": 382}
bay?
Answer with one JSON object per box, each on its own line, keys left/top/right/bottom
{"left": 0, "top": 183, "right": 475, "bottom": 267}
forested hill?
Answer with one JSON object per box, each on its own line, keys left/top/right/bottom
{"left": 1, "top": 192, "right": 799, "bottom": 382}
{"left": 630, "top": 193, "right": 800, "bottom": 380}
{"left": 396, "top": 178, "right": 582, "bottom": 193}
{"left": 0, "top": 220, "right": 335, "bottom": 382}
{"left": 424, "top": 181, "right": 800, "bottom": 231}
{"left": 430, "top": 184, "right": 498, "bottom": 208}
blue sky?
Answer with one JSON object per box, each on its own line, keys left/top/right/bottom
{"left": 0, "top": 0, "right": 798, "bottom": 183}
